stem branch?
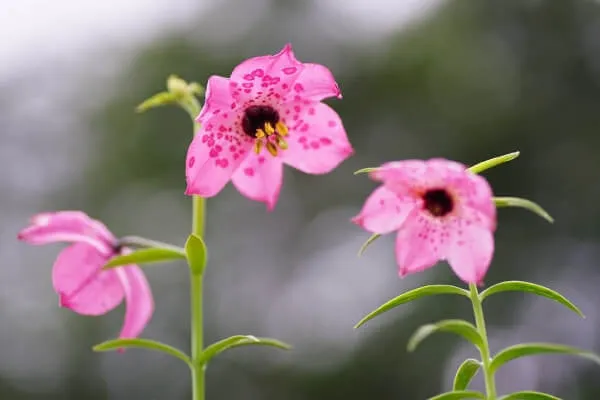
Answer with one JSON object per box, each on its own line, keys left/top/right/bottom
{"left": 469, "top": 283, "right": 497, "bottom": 400}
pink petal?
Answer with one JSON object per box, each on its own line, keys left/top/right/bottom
{"left": 114, "top": 265, "right": 154, "bottom": 339}
{"left": 185, "top": 112, "right": 253, "bottom": 197}
{"left": 284, "top": 62, "right": 341, "bottom": 102}
{"left": 231, "top": 154, "right": 284, "bottom": 210}
{"left": 445, "top": 221, "right": 494, "bottom": 284}
{"left": 394, "top": 211, "right": 449, "bottom": 277}
{"left": 371, "top": 160, "right": 430, "bottom": 193}
{"left": 352, "top": 186, "right": 416, "bottom": 234}
{"left": 18, "top": 211, "right": 115, "bottom": 255}
{"left": 52, "top": 243, "right": 124, "bottom": 316}
{"left": 196, "top": 75, "right": 235, "bottom": 123}
{"left": 455, "top": 172, "right": 496, "bottom": 231}
{"left": 279, "top": 102, "right": 353, "bottom": 174}
{"left": 229, "top": 43, "right": 304, "bottom": 101}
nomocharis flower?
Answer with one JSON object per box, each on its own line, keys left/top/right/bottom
{"left": 185, "top": 43, "right": 354, "bottom": 209}
{"left": 18, "top": 211, "right": 153, "bottom": 340}
{"left": 352, "top": 159, "right": 496, "bottom": 284}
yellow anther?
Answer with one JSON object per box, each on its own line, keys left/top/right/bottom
{"left": 255, "top": 129, "right": 266, "bottom": 139}
{"left": 264, "top": 122, "right": 275, "bottom": 135}
{"left": 276, "top": 121, "right": 288, "bottom": 136}
{"left": 266, "top": 142, "right": 278, "bottom": 156}
{"left": 277, "top": 137, "right": 288, "bottom": 150}
{"left": 253, "top": 141, "right": 263, "bottom": 154}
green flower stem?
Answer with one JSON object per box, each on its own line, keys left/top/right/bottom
{"left": 469, "top": 283, "right": 497, "bottom": 400}
{"left": 187, "top": 96, "right": 206, "bottom": 400}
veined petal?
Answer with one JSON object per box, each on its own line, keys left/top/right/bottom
{"left": 352, "top": 186, "right": 416, "bottom": 234}
{"left": 114, "top": 264, "right": 154, "bottom": 339}
{"left": 196, "top": 75, "right": 235, "bottom": 123}
{"left": 284, "top": 62, "right": 341, "bottom": 102}
{"left": 445, "top": 221, "right": 494, "bottom": 284}
{"left": 230, "top": 43, "right": 304, "bottom": 102}
{"left": 231, "top": 154, "right": 284, "bottom": 211}
{"left": 280, "top": 101, "right": 353, "bottom": 174}
{"left": 52, "top": 243, "right": 124, "bottom": 316}
{"left": 18, "top": 211, "right": 115, "bottom": 255}
{"left": 185, "top": 112, "right": 253, "bottom": 197}
{"left": 395, "top": 211, "right": 448, "bottom": 277}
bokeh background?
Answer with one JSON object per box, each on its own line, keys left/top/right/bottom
{"left": 3, "top": 0, "right": 600, "bottom": 398}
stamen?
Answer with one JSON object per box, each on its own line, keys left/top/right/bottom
{"left": 255, "top": 129, "right": 266, "bottom": 139}
{"left": 277, "top": 137, "right": 288, "bottom": 150}
{"left": 253, "top": 141, "right": 263, "bottom": 154}
{"left": 264, "top": 122, "right": 275, "bottom": 135}
{"left": 276, "top": 121, "right": 288, "bottom": 136}
{"left": 266, "top": 142, "right": 278, "bottom": 156}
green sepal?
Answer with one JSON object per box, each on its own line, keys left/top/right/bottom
{"left": 479, "top": 281, "right": 584, "bottom": 318}
{"left": 185, "top": 233, "right": 208, "bottom": 276}
{"left": 354, "top": 285, "right": 469, "bottom": 329}
{"left": 453, "top": 358, "right": 481, "bottom": 391}
{"left": 93, "top": 338, "right": 192, "bottom": 369}
{"left": 103, "top": 247, "right": 186, "bottom": 270}
{"left": 468, "top": 151, "right": 520, "bottom": 174}
{"left": 428, "top": 390, "right": 485, "bottom": 399}
{"left": 358, "top": 233, "right": 382, "bottom": 256}
{"left": 494, "top": 197, "right": 554, "bottom": 223}
{"left": 490, "top": 343, "right": 600, "bottom": 374}
{"left": 198, "top": 335, "right": 291, "bottom": 366}
{"left": 136, "top": 75, "right": 204, "bottom": 119}
{"left": 498, "top": 391, "right": 561, "bottom": 400}
{"left": 408, "top": 319, "right": 483, "bottom": 352}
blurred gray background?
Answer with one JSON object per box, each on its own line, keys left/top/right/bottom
{"left": 3, "top": 0, "right": 600, "bottom": 398}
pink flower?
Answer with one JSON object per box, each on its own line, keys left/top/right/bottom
{"left": 18, "top": 211, "right": 153, "bottom": 340}
{"left": 352, "top": 159, "right": 497, "bottom": 284}
{"left": 185, "top": 43, "right": 353, "bottom": 209}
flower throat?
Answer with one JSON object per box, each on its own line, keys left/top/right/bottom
{"left": 241, "top": 105, "right": 289, "bottom": 156}
{"left": 423, "top": 188, "right": 454, "bottom": 217}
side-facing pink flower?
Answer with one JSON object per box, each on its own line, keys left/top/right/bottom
{"left": 18, "top": 211, "right": 153, "bottom": 340}
{"left": 185, "top": 43, "right": 353, "bottom": 209}
{"left": 352, "top": 159, "right": 496, "bottom": 284}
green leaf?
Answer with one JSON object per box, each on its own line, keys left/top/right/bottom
{"left": 136, "top": 91, "right": 178, "bottom": 113}
{"left": 498, "top": 391, "right": 561, "bottom": 400}
{"left": 93, "top": 338, "right": 192, "bottom": 369}
{"left": 354, "top": 285, "right": 469, "bottom": 329}
{"left": 428, "top": 390, "right": 485, "bottom": 399}
{"left": 358, "top": 233, "right": 382, "bottom": 256}
{"left": 354, "top": 167, "right": 378, "bottom": 175}
{"left": 103, "top": 247, "right": 186, "bottom": 270}
{"left": 198, "top": 335, "right": 291, "bottom": 366}
{"left": 490, "top": 343, "right": 600, "bottom": 374}
{"left": 479, "top": 281, "right": 584, "bottom": 318}
{"left": 494, "top": 197, "right": 554, "bottom": 223}
{"left": 453, "top": 358, "right": 481, "bottom": 391}
{"left": 185, "top": 233, "right": 208, "bottom": 276}
{"left": 408, "top": 319, "right": 483, "bottom": 352}
{"left": 468, "top": 151, "right": 520, "bottom": 174}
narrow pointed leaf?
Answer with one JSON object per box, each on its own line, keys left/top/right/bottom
{"left": 408, "top": 319, "right": 483, "bottom": 352}
{"left": 93, "top": 338, "right": 192, "bottom": 369}
{"left": 355, "top": 285, "right": 469, "bottom": 329}
{"left": 117, "top": 235, "right": 185, "bottom": 252}
{"left": 354, "top": 167, "right": 378, "bottom": 175}
{"left": 479, "top": 281, "right": 584, "bottom": 318}
{"left": 494, "top": 197, "right": 553, "bottom": 223}
{"left": 198, "top": 335, "right": 291, "bottom": 366}
{"left": 103, "top": 247, "right": 186, "bottom": 269}
{"left": 498, "top": 391, "right": 561, "bottom": 400}
{"left": 136, "top": 91, "right": 178, "bottom": 113}
{"left": 453, "top": 358, "right": 481, "bottom": 391}
{"left": 185, "top": 233, "right": 208, "bottom": 276}
{"left": 490, "top": 343, "right": 600, "bottom": 374}
{"left": 358, "top": 233, "right": 382, "bottom": 256}
{"left": 468, "top": 151, "right": 520, "bottom": 174}
{"left": 428, "top": 390, "right": 485, "bottom": 399}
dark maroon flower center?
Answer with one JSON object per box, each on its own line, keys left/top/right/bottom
{"left": 242, "top": 105, "right": 280, "bottom": 138}
{"left": 422, "top": 188, "right": 454, "bottom": 217}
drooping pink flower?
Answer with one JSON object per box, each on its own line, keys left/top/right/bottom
{"left": 352, "top": 159, "right": 497, "bottom": 284}
{"left": 18, "top": 211, "right": 153, "bottom": 340}
{"left": 185, "top": 43, "right": 353, "bottom": 209}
